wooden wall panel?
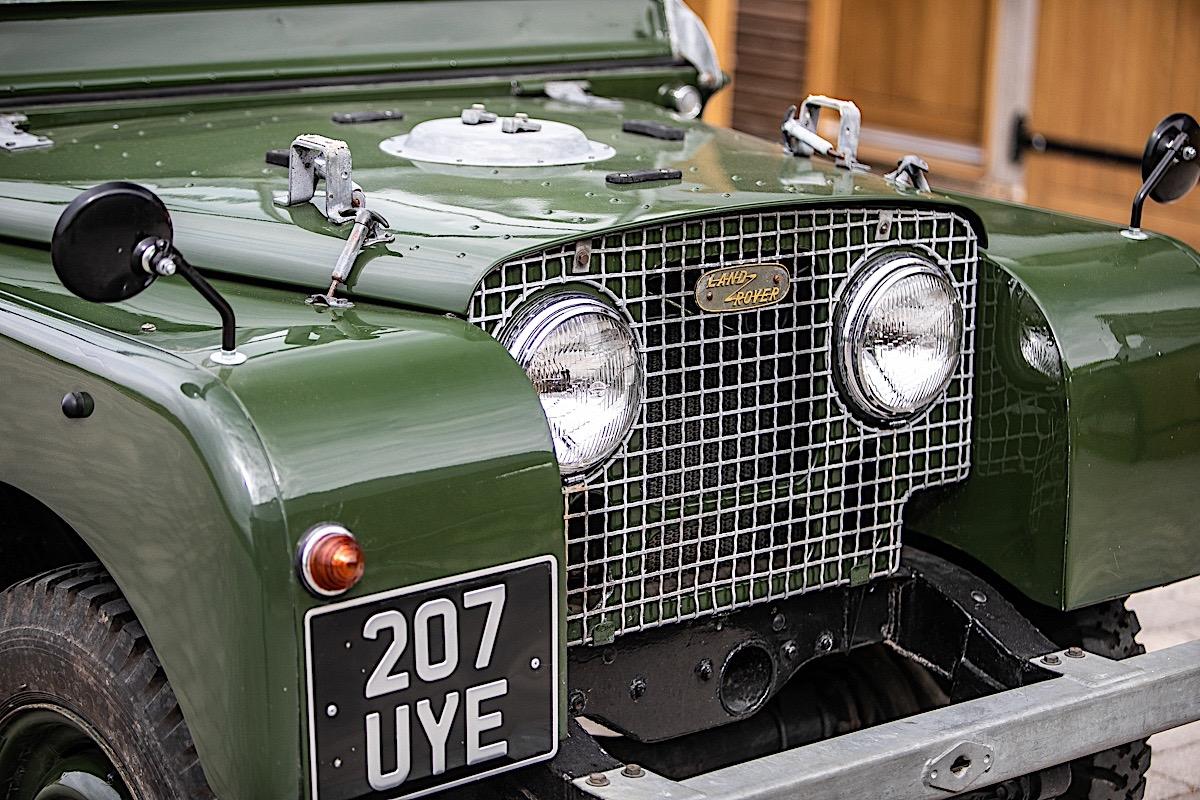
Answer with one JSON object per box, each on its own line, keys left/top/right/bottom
{"left": 730, "top": 0, "right": 809, "bottom": 140}
{"left": 833, "top": 0, "right": 991, "bottom": 144}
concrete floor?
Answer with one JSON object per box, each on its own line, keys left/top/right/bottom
{"left": 1129, "top": 578, "right": 1200, "bottom": 799}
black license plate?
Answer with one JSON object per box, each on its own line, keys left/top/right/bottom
{"left": 305, "top": 557, "right": 558, "bottom": 800}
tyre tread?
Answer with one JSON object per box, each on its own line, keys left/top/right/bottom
{"left": 0, "top": 561, "right": 214, "bottom": 799}
{"left": 1039, "top": 600, "right": 1151, "bottom": 800}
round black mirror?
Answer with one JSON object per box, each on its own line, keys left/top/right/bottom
{"left": 51, "top": 181, "right": 173, "bottom": 302}
{"left": 1142, "top": 113, "right": 1200, "bottom": 204}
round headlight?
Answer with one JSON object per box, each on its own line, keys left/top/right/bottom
{"left": 834, "top": 252, "right": 963, "bottom": 424}
{"left": 502, "top": 292, "right": 643, "bottom": 476}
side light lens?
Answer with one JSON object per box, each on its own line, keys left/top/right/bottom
{"left": 1011, "top": 280, "right": 1063, "bottom": 383}
{"left": 835, "top": 251, "right": 964, "bottom": 424}
{"left": 502, "top": 292, "right": 643, "bottom": 477}
{"left": 298, "top": 523, "right": 365, "bottom": 597}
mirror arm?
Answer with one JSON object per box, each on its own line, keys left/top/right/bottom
{"left": 1127, "top": 131, "right": 1189, "bottom": 235}
{"left": 174, "top": 257, "right": 238, "bottom": 356}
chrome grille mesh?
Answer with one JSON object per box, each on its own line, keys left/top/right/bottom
{"left": 469, "top": 206, "right": 977, "bottom": 646}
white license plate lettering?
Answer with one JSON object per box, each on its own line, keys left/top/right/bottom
{"left": 366, "top": 705, "right": 410, "bottom": 791}
{"left": 365, "top": 680, "right": 509, "bottom": 790}
{"left": 307, "top": 558, "right": 555, "bottom": 800}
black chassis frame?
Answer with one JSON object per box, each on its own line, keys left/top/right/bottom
{"left": 464, "top": 545, "right": 1067, "bottom": 800}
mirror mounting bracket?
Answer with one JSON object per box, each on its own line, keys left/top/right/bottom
{"left": 1123, "top": 131, "right": 1192, "bottom": 240}
{"left": 134, "top": 237, "right": 246, "bottom": 365}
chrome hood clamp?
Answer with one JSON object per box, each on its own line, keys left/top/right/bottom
{"left": 782, "top": 95, "right": 867, "bottom": 172}
{"left": 273, "top": 134, "right": 394, "bottom": 308}
{"left": 307, "top": 207, "right": 394, "bottom": 310}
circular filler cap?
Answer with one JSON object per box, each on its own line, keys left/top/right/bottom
{"left": 381, "top": 116, "right": 615, "bottom": 167}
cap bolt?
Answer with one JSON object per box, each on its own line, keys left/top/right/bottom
{"left": 622, "top": 764, "right": 645, "bottom": 779}
{"left": 1065, "top": 646, "right": 1086, "bottom": 659}
{"left": 586, "top": 773, "right": 610, "bottom": 787}
{"left": 1042, "top": 653, "right": 1061, "bottom": 666}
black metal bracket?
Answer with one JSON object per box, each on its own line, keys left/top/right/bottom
{"left": 1011, "top": 115, "right": 1141, "bottom": 167}
{"left": 133, "top": 237, "right": 242, "bottom": 363}
{"left": 1128, "top": 130, "right": 1191, "bottom": 233}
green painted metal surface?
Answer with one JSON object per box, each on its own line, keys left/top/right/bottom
{"left": 0, "top": 91, "right": 974, "bottom": 314}
{"left": 0, "top": 240, "right": 563, "bottom": 797}
{"left": 0, "top": 0, "right": 672, "bottom": 99}
{"left": 912, "top": 194, "right": 1200, "bottom": 610}
{"left": 1, "top": 17, "right": 1200, "bottom": 794}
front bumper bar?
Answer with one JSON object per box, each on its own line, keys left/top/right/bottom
{"left": 573, "top": 640, "right": 1200, "bottom": 800}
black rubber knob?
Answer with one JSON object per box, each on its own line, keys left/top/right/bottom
{"left": 61, "top": 391, "right": 95, "bottom": 419}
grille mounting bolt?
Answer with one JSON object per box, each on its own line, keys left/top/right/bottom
{"left": 629, "top": 676, "right": 647, "bottom": 700}
{"left": 696, "top": 658, "right": 714, "bottom": 681}
{"left": 569, "top": 689, "right": 587, "bottom": 714}
{"left": 139, "top": 322, "right": 157, "bottom": 334}
{"left": 781, "top": 640, "right": 799, "bottom": 661}
{"left": 622, "top": 764, "right": 645, "bottom": 779}
{"left": 1065, "top": 646, "right": 1086, "bottom": 659}
{"left": 587, "top": 773, "right": 610, "bottom": 787}
{"left": 771, "top": 612, "right": 786, "bottom": 632}
{"left": 816, "top": 631, "right": 835, "bottom": 653}
{"left": 1042, "top": 653, "right": 1062, "bottom": 666}
{"left": 971, "top": 590, "right": 987, "bottom": 604}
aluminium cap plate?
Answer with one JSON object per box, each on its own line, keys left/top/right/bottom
{"left": 380, "top": 116, "right": 615, "bottom": 167}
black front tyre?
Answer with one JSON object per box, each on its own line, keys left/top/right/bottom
{"left": 0, "top": 564, "right": 214, "bottom": 800}
{"left": 1036, "top": 599, "right": 1151, "bottom": 800}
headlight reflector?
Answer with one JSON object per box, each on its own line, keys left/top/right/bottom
{"left": 503, "top": 292, "right": 643, "bottom": 476}
{"left": 835, "top": 252, "right": 963, "bottom": 423}
{"left": 1011, "top": 280, "right": 1063, "bottom": 383}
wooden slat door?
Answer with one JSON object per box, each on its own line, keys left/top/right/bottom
{"left": 1026, "top": 0, "right": 1200, "bottom": 246}
{"left": 730, "top": 0, "right": 809, "bottom": 140}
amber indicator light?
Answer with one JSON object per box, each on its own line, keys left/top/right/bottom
{"left": 299, "top": 524, "right": 365, "bottom": 597}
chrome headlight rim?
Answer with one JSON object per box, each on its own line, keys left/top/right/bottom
{"left": 834, "top": 249, "right": 964, "bottom": 428}
{"left": 499, "top": 287, "right": 644, "bottom": 480}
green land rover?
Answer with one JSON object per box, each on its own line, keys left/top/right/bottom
{"left": 1, "top": 2, "right": 1199, "bottom": 799}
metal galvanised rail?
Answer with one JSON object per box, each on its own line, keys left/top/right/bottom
{"left": 574, "top": 641, "right": 1200, "bottom": 800}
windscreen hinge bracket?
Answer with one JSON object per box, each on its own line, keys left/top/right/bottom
{"left": 781, "top": 95, "right": 867, "bottom": 171}
{"left": 274, "top": 134, "right": 363, "bottom": 224}
{"left": 0, "top": 113, "right": 53, "bottom": 152}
